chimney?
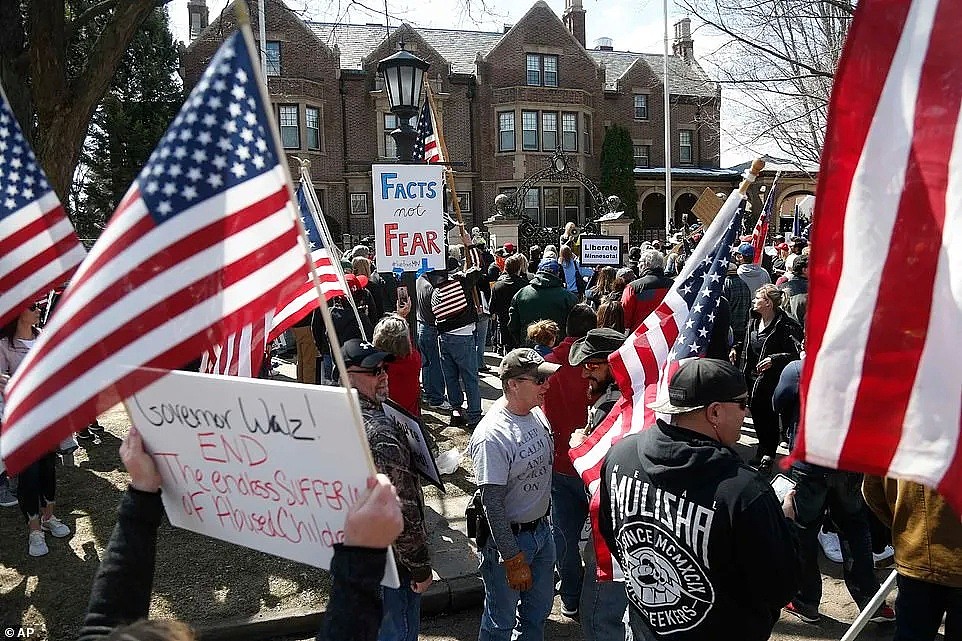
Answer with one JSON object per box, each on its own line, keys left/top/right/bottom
{"left": 593, "top": 37, "right": 613, "bottom": 51}
{"left": 503, "top": 24, "right": 513, "bottom": 33}
{"left": 563, "top": 0, "right": 586, "bottom": 48}
{"left": 188, "top": 0, "right": 209, "bottom": 41}
{"left": 672, "top": 18, "right": 694, "bottom": 63}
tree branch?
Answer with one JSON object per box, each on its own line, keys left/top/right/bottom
{"left": 65, "top": 0, "right": 119, "bottom": 40}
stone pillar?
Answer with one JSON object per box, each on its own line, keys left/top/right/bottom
{"left": 485, "top": 219, "right": 520, "bottom": 251}
{"left": 600, "top": 215, "right": 631, "bottom": 245}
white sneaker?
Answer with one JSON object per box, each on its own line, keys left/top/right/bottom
{"left": 818, "top": 528, "right": 844, "bottom": 563}
{"left": 873, "top": 545, "right": 895, "bottom": 566}
{"left": 41, "top": 516, "right": 70, "bottom": 538}
{"left": 28, "top": 530, "right": 48, "bottom": 557}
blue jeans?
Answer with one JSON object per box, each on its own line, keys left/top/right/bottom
{"left": 379, "top": 569, "right": 421, "bottom": 641}
{"left": 580, "top": 542, "right": 628, "bottom": 641}
{"left": 551, "top": 472, "right": 588, "bottom": 611}
{"left": 479, "top": 520, "right": 556, "bottom": 641}
{"left": 790, "top": 465, "right": 878, "bottom": 610}
{"left": 895, "top": 574, "right": 962, "bottom": 641}
{"left": 439, "top": 332, "right": 481, "bottom": 422}
{"left": 416, "top": 323, "right": 445, "bottom": 405}
{"left": 474, "top": 314, "right": 491, "bottom": 369}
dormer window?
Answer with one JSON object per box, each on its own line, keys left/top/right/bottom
{"left": 526, "top": 54, "right": 558, "bottom": 87}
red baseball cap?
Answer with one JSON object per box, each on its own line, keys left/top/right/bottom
{"left": 344, "top": 274, "right": 369, "bottom": 291}
{"left": 503, "top": 242, "right": 516, "bottom": 253}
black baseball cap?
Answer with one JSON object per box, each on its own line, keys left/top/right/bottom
{"left": 341, "top": 339, "right": 395, "bottom": 369}
{"left": 648, "top": 358, "right": 747, "bottom": 414}
{"left": 568, "top": 328, "right": 627, "bottom": 366}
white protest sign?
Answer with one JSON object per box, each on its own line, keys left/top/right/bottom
{"left": 382, "top": 400, "right": 444, "bottom": 492}
{"left": 580, "top": 236, "right": 622, "bottom": 266}
{"left": 124, "top": 370, "right": 399, "bottom": 587}
{"left": 373, "top": 164, "right": 445, "bottom": 272}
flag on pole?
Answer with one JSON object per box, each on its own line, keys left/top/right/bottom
{"left": 792, "top": 203, "right": 800, "bottom": 239}
{"left": 0, "top": 89, "right": 86, "bottom": 328}
{"left": 199, "top": 312, "right": 272, "bottom": 377}
{"left": 751, "top": 180, "right": 777, "bottom": 265}
{"left": 412, "top": 101, "right": 442, "bottom": 163}
{"left": 269, "top": 180, "right": 349, "bottom": 340}
{"left": 793, "top": 0, "right": 962, "bottom": 513}
{"left": 0, "top": 31, "right": 310, "bottom": 474}
{"left": 571, "top": 192, "right": 745, "bottom": 579}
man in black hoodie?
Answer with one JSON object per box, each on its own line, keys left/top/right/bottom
{"left": 599, "top": 358, "right": 799, "bottom": 641}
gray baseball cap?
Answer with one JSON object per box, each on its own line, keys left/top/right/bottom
{"left": 499, "top": 348, "right": 561, "bottom": 380}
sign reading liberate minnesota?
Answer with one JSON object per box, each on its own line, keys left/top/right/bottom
{"left": 124, "top": 370, "right": 400, "bottom": 587}
{"left": 373, "top": 164, "right": 445, "bottom": 273}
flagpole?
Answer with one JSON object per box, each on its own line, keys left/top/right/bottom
{"left": 235, "top": 4, "right": 376, "bottom": 472}
{"left": 663, "top": 0, "right": 672, "bottom": 239}
{"left": 423, "top": 79, "right": 474, "bottom": 267}
{"left": 297, "top": 162, "right": 369, "bottom": 341}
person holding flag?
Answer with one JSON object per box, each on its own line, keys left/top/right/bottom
{"left": 598, "top": 358, "right": 799, "bottom": 641}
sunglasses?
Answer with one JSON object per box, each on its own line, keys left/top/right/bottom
{"left": 348, "top": 364, "right": 389, "bottom": 377}
{"left": 721, "top": 398, "right": 749, "bottom": 410}
{"left": 516, "top": 374, "right": 549, "bottom": 385}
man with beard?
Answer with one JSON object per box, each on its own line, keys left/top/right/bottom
{"left": 344, "top": 339, "right": 432, "bottom": 640}
{"left": 568, "top": 327, "right": 630, "bottom": 641}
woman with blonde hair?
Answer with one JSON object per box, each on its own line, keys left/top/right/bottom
{"left": 372, "top": 299, "right": 421, "bottom": 417}
{"left": 526, "top": 319, "right": 560, "bottom": 357}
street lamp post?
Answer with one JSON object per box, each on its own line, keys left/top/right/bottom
{"left": 377, "top": 47, "right": 430, "bottom": 162}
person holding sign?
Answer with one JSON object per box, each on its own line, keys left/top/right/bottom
{"left": 76, "top": 426, "right": 405, "bottom": 641}
{"left": 468, "top": 348, "right": 559, "bottom": 641}
{"left": 342, "top": 339, "right": 433, "bottom": 641}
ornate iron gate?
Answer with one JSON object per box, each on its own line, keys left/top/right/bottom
{"left": 490, "top": 149, "right": 613, "bottom": 253}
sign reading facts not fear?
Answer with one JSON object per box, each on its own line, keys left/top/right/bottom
{"left": 373, "top": 164, "right": 445, "bottom": 273}
{"left": 124, "top": 370, "right": 400, "bottom": 588}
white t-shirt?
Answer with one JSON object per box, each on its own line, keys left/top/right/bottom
{"left": 469, "top": 398, "right": 553, "bottom": 523}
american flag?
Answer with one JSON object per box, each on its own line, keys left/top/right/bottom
{"left": 751, "top": 178, "right": 777, "bottom": 265}
{"left": 0, "top": 31, "right": 311, "bottom": 473}
{"left": 412, "top": 101, "right": 442, "bottom": 163}
{"left": 793, "top": 0, "right": 962, "bottom": 514}
{"left": 571, "top": 192, "right": 744, "bottom": 579}
{"left": 199, "top": 180, "right": 348, "bottom": 377}
{"left": 0, "top": 89, "right": 85, "bottom": 328}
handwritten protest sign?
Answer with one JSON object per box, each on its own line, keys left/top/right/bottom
{"left": 373, "top": 164, "right": 445, "bottom": 272}
{"left": 124, "top": 370, "right": 400, "bottom": 587}
{"left": 382, "top": 400, "right": 444, "bottom": 492}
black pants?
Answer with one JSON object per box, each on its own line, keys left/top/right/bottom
{"left": 17, "top": 452, "right": 57, "bottom": 521}
{"left": 895, "top": 574, "right": 962, "bottom": 641}
{"left": 750, "top": 375, "right": 780, "bottom": 458}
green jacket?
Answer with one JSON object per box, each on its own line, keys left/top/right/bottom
{"left": 507, "top": 272, "right": 577, "bottom": 344}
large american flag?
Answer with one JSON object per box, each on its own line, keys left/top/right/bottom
{"left": 751, "top": 177, "right": 777, "bottom": 265}
{"left": 571, "top": 192, "right": 744, "bottom": 579}
{"left": 0, "top": 89, "right": 85, "bottom": 328}
{"left": 412, "top": 101, "right": 442, "bottom": 163}
{"left": 199, "top": 312, "right": 272, "bottom": 377}
{"left": 793, "top": 0, "right": 962, "bottom": 514}
{"left": 0, "top": 32, "right": 310, "bottom": 473}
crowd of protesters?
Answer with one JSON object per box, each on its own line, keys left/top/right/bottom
{"left": 3, "top": 222, "right": 959, "bottom": 641}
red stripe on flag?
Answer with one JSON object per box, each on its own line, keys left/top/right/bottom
{"left": 838, "top": 0, "right": 962, "bottom": 472}
{"left": 796, "top": 0, "right": 913, "bottom": 462}
{"left": 0, "top": 233, "right": 84, "bottom": 295}
{"left": 5, "top": 230, "right": 303, "bottom": 430}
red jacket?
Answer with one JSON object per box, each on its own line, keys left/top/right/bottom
{"left": 543, "top": 337, "right": 592, "bottom": 476}
{"left": 621, "top": 269, "right": 673, "bottom": 332}
{"left": 387, "top": 348, "right": 422, "bottom": 417}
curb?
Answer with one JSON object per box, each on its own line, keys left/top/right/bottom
{"left": 198, "top": 574, "right": 484, "bottom": 641}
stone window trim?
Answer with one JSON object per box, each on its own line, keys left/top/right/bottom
{"left": 633, "top": 144, "right": 651, "bottom": 169}
{"left": 305, "top": 105, "right": 321, "bottom": 151}
{"left": 525, "top": 53, "right": 559, "bottom": 87}
{"left": 521, "top": 110, "right": 539, "bottom": 151}
{"left": 498, "top": 111, "right": 516, "bottom": 153}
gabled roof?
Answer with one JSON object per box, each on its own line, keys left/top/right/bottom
{"left": 308, "top": 22, "right": 503, "bottom": 74}
{"left": 727, "top": 155, "right": 819, "bottom": 175}
{"left": 589, "top": 49, "right": 716, "bottom": 98}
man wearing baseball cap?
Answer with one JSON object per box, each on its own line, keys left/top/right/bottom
{"left": 598, "top": 358, "right": 799, "bottom": 641}
{"left": 342, "top": 339, "right": 433, "bottom": 639}
{"left": 508, "top": 258, "right": 577, "bottom": 342}
{"left": 468, "top": 348, "right": 560, "bottom": 641}
{"left": 735, "top": 242, "right": 771, "bottom": 298}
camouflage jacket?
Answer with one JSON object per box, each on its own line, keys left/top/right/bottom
{"left": 359, "top": 395, "right": 431, "bottom": 581}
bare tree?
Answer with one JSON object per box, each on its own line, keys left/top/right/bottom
{"left": 678, "top": 0, "right": 854, "bottom": 165}
{"left": 0, "top": 1, "right": 164, "bottom": 200}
